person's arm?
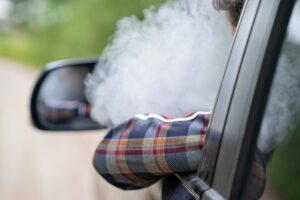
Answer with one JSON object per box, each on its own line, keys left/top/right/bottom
{"left": 93, "top": 111, "right": 266, "bottom": 199}
{"left": 93, "top": 112, "right": 211, "bottom": 190}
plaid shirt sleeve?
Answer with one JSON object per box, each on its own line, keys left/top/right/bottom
{"left": 93, "top": 111, "right": 266, "bottom": 198}
{"left": 93, "top": 111, "right": 211, "bottom": 190}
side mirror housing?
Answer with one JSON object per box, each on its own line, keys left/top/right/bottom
{"left": 30, "top": 57, "right": 106, "bottom": 131}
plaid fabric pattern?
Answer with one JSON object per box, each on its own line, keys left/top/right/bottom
{"left": 93, "top": 111, "right": 266, "bottom": 199}
{"left": 93, "top": 112, "right": 211, "bottom": 190}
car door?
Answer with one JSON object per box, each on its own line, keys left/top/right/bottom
{"left": 176, "top": 0, "right": 297, "bottom": 199}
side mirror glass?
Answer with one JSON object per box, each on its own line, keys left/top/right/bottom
{"left": 30, "top": 58, "right": 106, "bottom": 131}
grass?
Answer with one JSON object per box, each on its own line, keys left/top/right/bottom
{"left": 267, "top": 126, "right": 300, "bottom": 200}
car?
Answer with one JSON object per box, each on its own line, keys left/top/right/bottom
{"left": 30, "top": 0, "right": 300, "bottom": 199}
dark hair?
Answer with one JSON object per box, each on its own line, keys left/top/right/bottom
{"left": 228, "top": 1, "right": 244, "bottom": 27}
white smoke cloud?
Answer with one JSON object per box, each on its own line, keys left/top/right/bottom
{"left": 85, "top": 0, "right": 300, "bottom": 156}
{"left": 85, "top": 0, "right": 231, "bottom": 127}
{"left": 287, "top": 1, "right": 300, "bottom": 45}
{"left": 258, "top": 1, "right": 300, "bottom": 154}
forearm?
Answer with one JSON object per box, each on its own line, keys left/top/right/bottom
{"left": 93, "top": 112, "right": 211, "bottom": 190}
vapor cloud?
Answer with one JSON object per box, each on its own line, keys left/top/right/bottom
{"left": 86, "top": 0, "right": 300, "bottom": 155}
{"left": 287, "top": 1, "right": 300, "bottom": 45}
{"left": 258, "top": 30, "right": 300, "bottom": 154}
{"left": 85, "top": 0, "right": 231, "bottom": 126}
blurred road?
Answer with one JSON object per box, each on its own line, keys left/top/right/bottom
{"left": 0, "top": 58, "right": 157, "bottom": 200}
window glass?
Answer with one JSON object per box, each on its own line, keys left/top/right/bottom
{"left": 257, "top": 1, "right": 300, "bottom": 199}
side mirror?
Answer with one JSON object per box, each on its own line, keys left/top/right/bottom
{"left": 30, "top": 57, "right": 106, "bottom": 131}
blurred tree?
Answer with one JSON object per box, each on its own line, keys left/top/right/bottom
{"left": 0, "top": 0, "right": 165, "bottom": 66}
{"left": 9, "top": 0, "right": 38, "bottom": 27}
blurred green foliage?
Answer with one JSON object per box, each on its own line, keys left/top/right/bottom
{"left": 0, "top": 0, "right": 164, "bottom": 67}
{"left": 268, "top": 126, "right": 300, "bottom": 200}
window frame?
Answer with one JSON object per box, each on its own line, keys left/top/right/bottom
{"left": 201, "top": 0, "right": 295, "bottom": 199}
{"left": 175, "top": 0, "right": 296, "bottom": 199}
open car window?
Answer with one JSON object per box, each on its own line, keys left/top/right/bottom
{"left": 174, "top": 0, "right": 250, "bottom": 198}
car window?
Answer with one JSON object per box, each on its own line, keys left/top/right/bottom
{"left": 175, "top": 0, "right": 249, "bottom": 198}
{"left": 165, "top": 0, "right": 250, "bottom": 198}
{"left": 256, "top": 1, "right": 300, "bottom": 199}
